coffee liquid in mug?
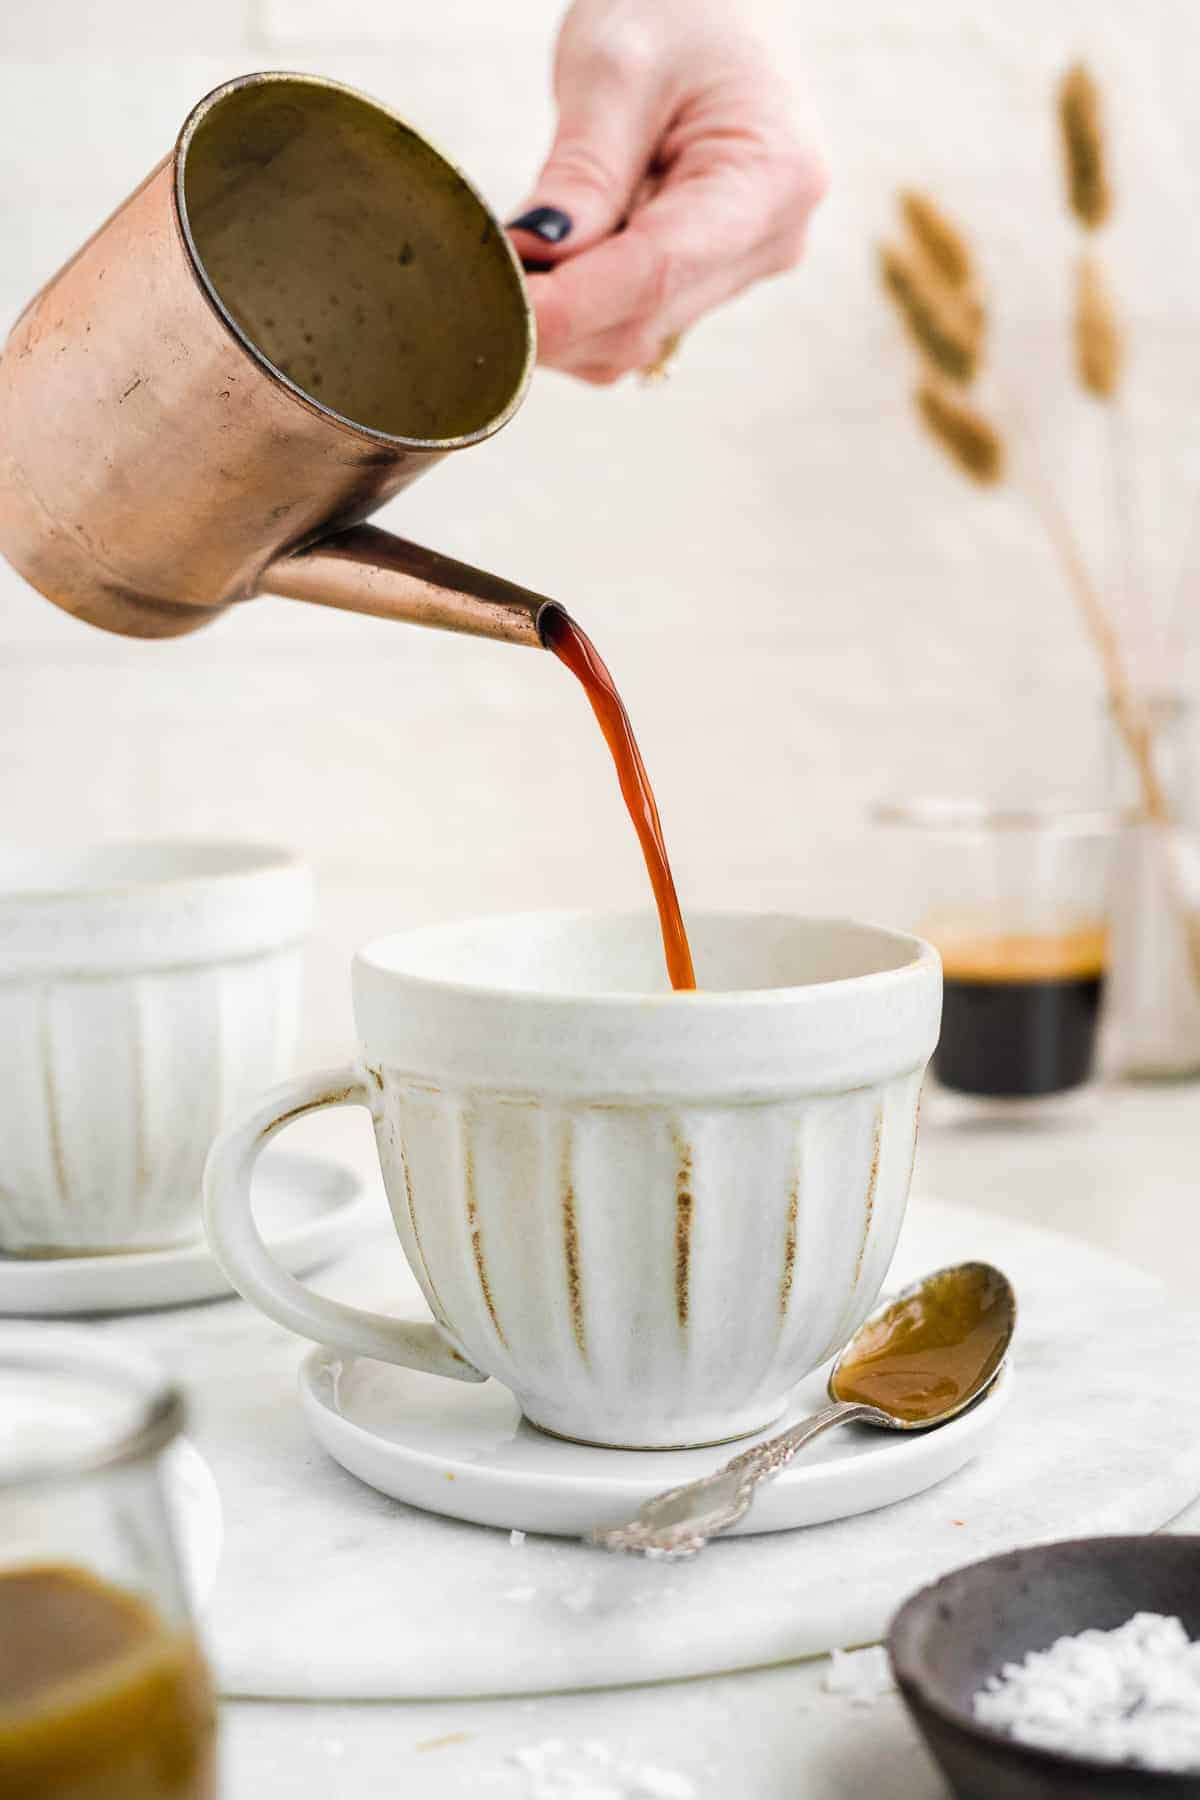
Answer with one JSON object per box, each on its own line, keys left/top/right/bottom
{"left": 541, "top": 606, "right": 696, "bottom": 990}
{"left": 0, "top": 1564, "right": 216, "bottom": 1799}
{"left": 934, "top": 925, "right": 1107, "bottom": 1097}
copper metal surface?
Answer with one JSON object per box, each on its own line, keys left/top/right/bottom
{"left": 0, "top": 73, "right": 542, "bottom": 647}
{"left": 259, "top": 525, "right": 548, "bottom": 646}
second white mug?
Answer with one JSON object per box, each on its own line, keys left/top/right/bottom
{"left": 1, "top": 842, "right": 311, "bottom": 1255}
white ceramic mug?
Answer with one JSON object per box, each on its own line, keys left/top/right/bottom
{"left": 204, "top": 911, "right": 940, "bottom": 1449}
{"left": 0, "top": 842, "right": 312, "bottom": 1255}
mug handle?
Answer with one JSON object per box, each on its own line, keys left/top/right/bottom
{"left": 203, "top": 1067, "right": 484, "bottom": 1383}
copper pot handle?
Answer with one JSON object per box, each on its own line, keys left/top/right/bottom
{"left": 260, "top": 523, "right": 552, "bottom": 648}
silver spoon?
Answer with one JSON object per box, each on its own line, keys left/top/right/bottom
{"left": 589, "top": 1260, "right": 1015, "bottom": 1558}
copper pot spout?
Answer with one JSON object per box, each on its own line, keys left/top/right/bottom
{"left": 261, "top": 526, "right": 549, "bottom": 647}
{"left": 0, "top": 73, "right": 548, "bottom": 648}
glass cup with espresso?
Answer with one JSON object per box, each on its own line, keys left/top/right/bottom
{"left": 875, "top": 802, "right": 1117, "bottom": 1111}
{"left": 0, "top": 1326, "right": 217, "bottom": 1799}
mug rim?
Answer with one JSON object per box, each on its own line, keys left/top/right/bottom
{"left": 0, "top": 841, "right": 313, "bottom": 977}
{"left": 0, "top": 839, "right": 307, "bottom": 907}
{"left": 174, "top": 71, "right": 537, "bottom": 455}
{"left": 0, "top": 1323, "right": 184, "bottom": 1491}
{"left": 873, "top": 798, "right": 1124, "bottom": 838}
{"left": 355, "top": 908, "right": 938, "bottom": 1009}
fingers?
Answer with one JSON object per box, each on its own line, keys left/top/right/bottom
{"left": 527, "top": 228, "right": 671, "bottom": 367}
{"left": 508, "top": 27, "right": 669, "bottom": 264}
{"left": 513, "top": 1, "right": 830, "bottom": 382}
{"left": 529, "top": 136, "right": 823, "bottom": 382}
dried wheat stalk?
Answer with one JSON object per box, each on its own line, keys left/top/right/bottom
{"left": 916, "top": 382, "right": 1005, "bottom": 484}
{"left": 1055, "top": 69, "right": 1179, "bottom": 852}
{"left": 1025, "top": 452, "right": 1200, "bottom": 982}
{"left": 1059, "top": 62, "right": 1111, "bottom": 229}
{"left": 1074, "top": 254, "right": 1123, "bottom": 398}
{"left": 1058, "top": 73, "right": 1178, "bottom": 901}
{"left": 639, "top": 330, "right": 682, "bottom": 385}
{"left": 900, "top": 190, "right": 973, "bottom": 288}
{"left": 1074, "top": 251, "right": 1145, "bottom": 705}
{"left": 881, "top": 81, "right": 1200, "bottom": 992}
{"left": 1023, "top": 466, "right": 1166, "bottom": 816}
{"left": 879, "top": 243, "right": 982, "bottom": 384}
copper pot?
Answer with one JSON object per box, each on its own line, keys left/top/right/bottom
{"left": 0, "top": 72, "right": 550, "bottom": 647}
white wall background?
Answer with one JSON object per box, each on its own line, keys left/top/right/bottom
{"left": 3, "top": 0, "right": 1199, "bottom": 1063}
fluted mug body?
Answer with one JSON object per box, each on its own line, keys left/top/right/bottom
{"left": 206, "top": 910, "right": 940, "bottom": 1450}
{"left": 0, "top": 844, "right": 311, "bottom": 1254}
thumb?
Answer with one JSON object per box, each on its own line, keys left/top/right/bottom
{"left": 508, "top": 51, "right": 665, "bottom": 261}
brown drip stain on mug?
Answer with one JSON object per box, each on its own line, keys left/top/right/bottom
{"left": 560, "top": 1122, "right": 587, "bottom": 1358}
{"left": 40, "top": 989, "right": 71, "bottom": 1215}
{"left": 833, "top": 1264, "right": 1010, "bottom": 1424}
{"left": 851, "top": 1107, "right": 884, "bottom": 1284}
{"left": 779, "top": 1175, "right": 800, "bottom": 1316}
{"left": 670, "top": 1132, "right": 694, "bottom": 1328}
{"left": 540, "top": 605, "right": 696, "bottom": 991}
{"left": 461, "top": 1122, "right": 506, "bottom": 1346}
{"left": 906, "top": 1082, "right": 924, "bottom": 1193}
{"left": 398, "top": 1131, "right": 451, "bottom": 1330}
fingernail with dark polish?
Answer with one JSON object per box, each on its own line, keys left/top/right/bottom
{"left": 507, "top": 206, "right": 573, "bottom": 244}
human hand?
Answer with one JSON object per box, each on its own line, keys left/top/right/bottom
{"left": 508, "top": 0, "right": 827, "bottom": 384}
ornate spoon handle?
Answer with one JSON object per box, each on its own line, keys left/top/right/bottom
{"left": 589, "top": 1400, "right": 885, "bottom": 1558}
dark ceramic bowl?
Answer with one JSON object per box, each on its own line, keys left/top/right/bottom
{"left": 888, "top": 1537, "right": 1200, "bottom": 1800}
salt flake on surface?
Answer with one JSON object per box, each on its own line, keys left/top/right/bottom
{"left": 823, "top": 1644, "right": 895, "bottom": 1705}
{"left": 508, "top": 1739, "right": 695, "bottom": 1799}
{"left": 630, "top": 1766, "right": 696, "bottom": 1797}
{"left": 511, "top": 1529, "right": 527, "bottom": 1546}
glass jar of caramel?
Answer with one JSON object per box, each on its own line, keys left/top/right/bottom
{"left": 0, "top": 1325, "right": 217, "bottom": 1799}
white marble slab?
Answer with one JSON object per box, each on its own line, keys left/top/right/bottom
{"left": 220, "top": 1489, "right": 1200, "bottom": 1798}
{"left": 100, "top": 1192, "right": 1200, "bottom": 1699}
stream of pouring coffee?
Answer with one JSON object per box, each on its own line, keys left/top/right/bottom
{"left": 540, "top": 605, "right": 696, "bottom": 991}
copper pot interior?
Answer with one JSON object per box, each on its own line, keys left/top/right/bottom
{"left": 178, "top": 78, "right": 530, "bottom": 444}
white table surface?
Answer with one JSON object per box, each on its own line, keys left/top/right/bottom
{"left": 218, "top": 1081, "right": 1200, "bottom": 1798}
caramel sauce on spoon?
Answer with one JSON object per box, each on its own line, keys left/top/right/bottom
{"left": 832, "top": 1262, "right": 1014, "bottom": 1424}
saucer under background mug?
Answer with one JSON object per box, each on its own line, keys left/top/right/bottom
{"left": 0, "top": 842, "right": 312, "bottom": 1255}
{"left": 205, "top": 911, "right": 941, "bottom": 1450}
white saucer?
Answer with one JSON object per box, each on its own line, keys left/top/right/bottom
{"left": 0, "top": 1151, "right": 365, "bottom": 1316}
{"left": 300, "top": 1349, "right": 1012, "bottom": 1539}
